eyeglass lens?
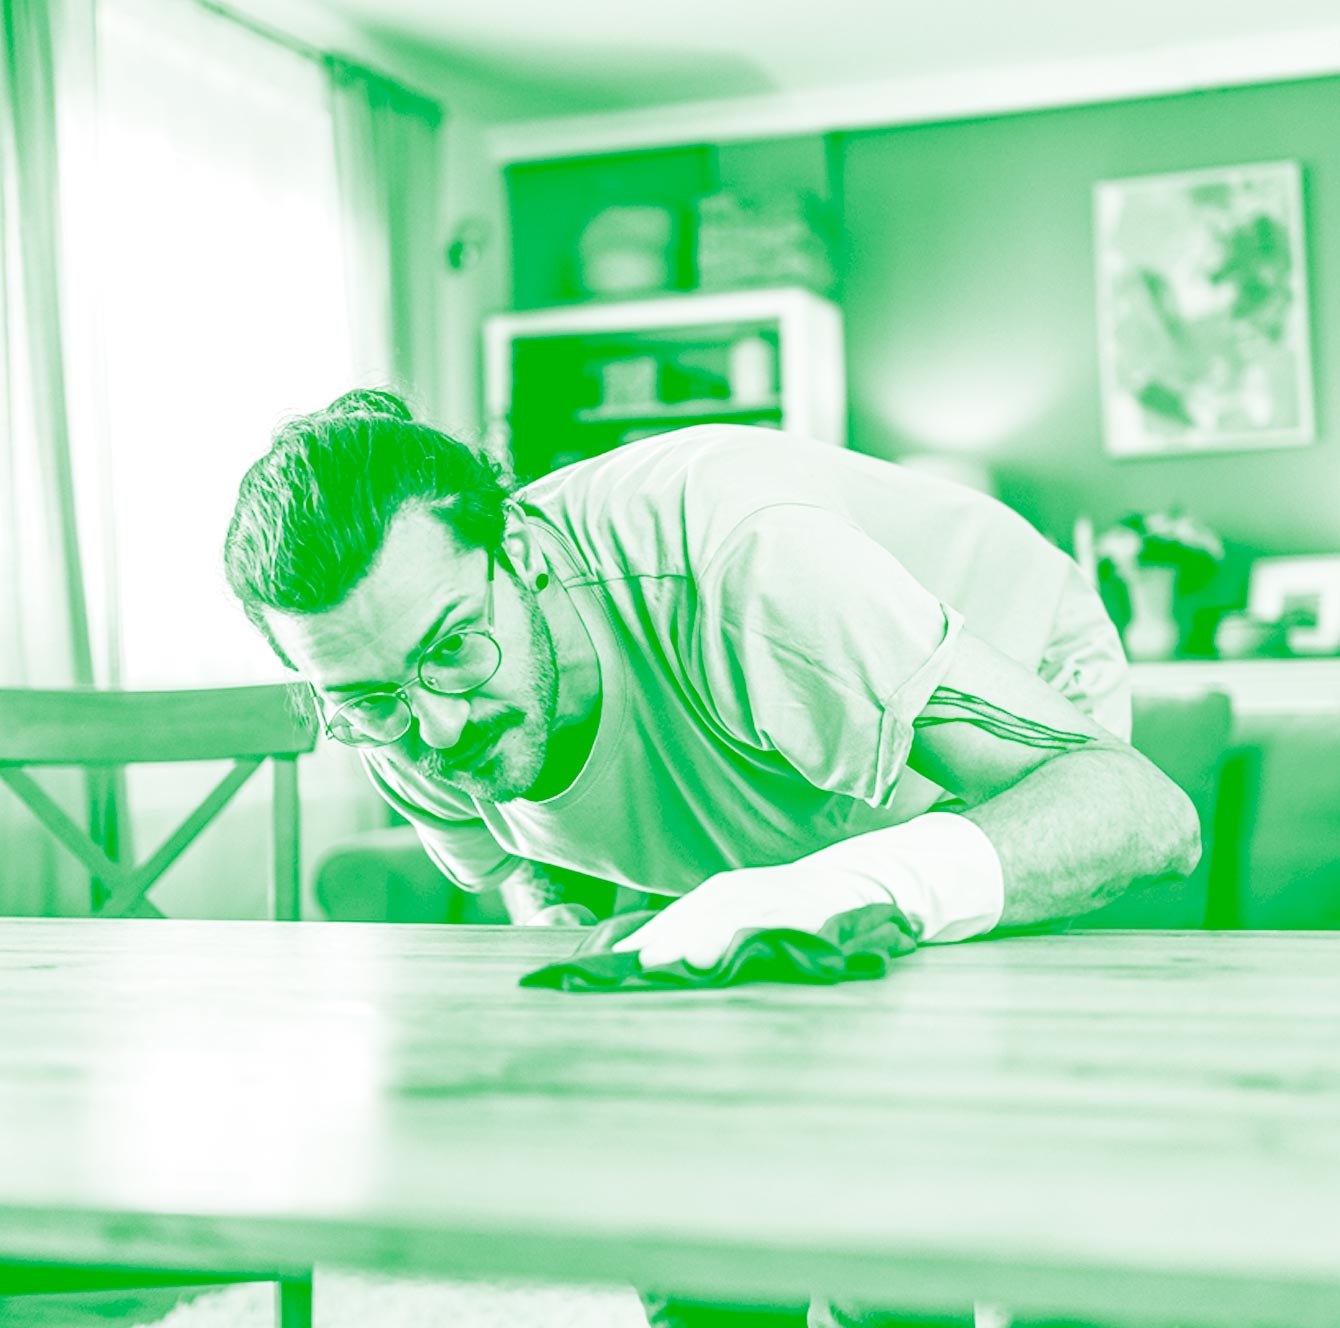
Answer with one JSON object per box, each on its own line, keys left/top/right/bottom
{"left": 419, "top": 631, "right": 501, "bottom": 693}
{"left": 326, "top": 632, "right": 503, "bottom": 747}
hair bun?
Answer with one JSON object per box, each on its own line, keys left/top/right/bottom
{"left": 324, "top": 388, "right": 414, "bottom": 421}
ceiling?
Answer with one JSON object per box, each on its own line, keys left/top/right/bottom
{"left": 308, "top": 0, "right": 1340, "bottom": 119}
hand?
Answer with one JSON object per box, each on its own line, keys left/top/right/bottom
{"left": 609, "top": 862, "right": 889, "bottom": 970}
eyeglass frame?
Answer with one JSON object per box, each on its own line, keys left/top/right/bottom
{"left": 309, "top": 549, "right": 503, "bottom": 749}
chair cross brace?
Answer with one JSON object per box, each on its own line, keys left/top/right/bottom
{"left": 0, "top": 760, "right": 263, "bottom": 917}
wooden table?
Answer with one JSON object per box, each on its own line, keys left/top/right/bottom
{"left": 1, "top": 920, "right": 1337, "bottom": 1326}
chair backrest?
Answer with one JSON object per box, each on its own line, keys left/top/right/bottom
{"left": 1085, "top": 689, "right": 1234, "bottom": 928}
{"left": 0, "top": 684, "right": 314, "bottom": 765}
{"left": 0, "top": 685, "right": 316, "bottom": 920}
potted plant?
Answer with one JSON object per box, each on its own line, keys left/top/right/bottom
{"left": 1096, "top": 511, "right": 1225, "bottom": 660}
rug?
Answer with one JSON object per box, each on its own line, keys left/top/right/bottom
{"left": 149, "top": 1271, "right": 646, "bottom": 1327}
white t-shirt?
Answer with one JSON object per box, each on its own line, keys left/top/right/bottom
{"left": 365, "top": 425, "right": 1130, "bottom": 898}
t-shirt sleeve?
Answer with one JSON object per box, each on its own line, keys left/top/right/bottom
{"left": 1038, "top": 559, "right": 1133, "bottom": 741}
{"left": 694, "top": 503, "right": 962, "bottom": 810}
{"left": 360, "top": 752, "right": 522, "bottom": 893}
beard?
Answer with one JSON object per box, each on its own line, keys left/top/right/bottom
{"left": 414, "top": 578, "right": 559, "bottom": 802}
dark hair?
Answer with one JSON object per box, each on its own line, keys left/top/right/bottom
{"left": 223, "top": 389, "right": 510, "bottom": 656}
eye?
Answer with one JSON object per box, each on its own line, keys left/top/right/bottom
{"left": 343, "top": 692, "right": 403, "bottom": 721}
{"left": 426, "top": 631, "right": 468, "bottom": 663}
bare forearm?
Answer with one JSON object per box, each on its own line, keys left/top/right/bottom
{"left": 497, "top": 859, "right": 570, "bottom": 923}
{"left": 964, "top": 745, "right": 1202, "bottom": 930}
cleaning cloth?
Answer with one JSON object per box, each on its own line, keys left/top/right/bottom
{"left": 518, "top": 902, "right": 918, "bottom": 993}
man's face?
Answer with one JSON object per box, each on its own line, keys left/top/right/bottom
{"left": 265, "top": 505, "right": 559, "bottom": 802}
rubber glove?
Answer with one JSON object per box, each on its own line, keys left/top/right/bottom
{"left": 610, "top": 812, "right": 1004, "bottom": 970}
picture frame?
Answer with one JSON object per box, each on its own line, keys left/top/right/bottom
{"left": 1247, "top": 555, "right": 1340, "bottom": 656}
{"left": 1094, "top": 160, "right": 1315, "bottom": 458}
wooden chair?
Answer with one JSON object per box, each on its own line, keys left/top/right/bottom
{"left": 0, "top": 684, "right": 316, "bottom": 1328}
{"left": 0, "top": 684, "right": 315, "bottom": 920}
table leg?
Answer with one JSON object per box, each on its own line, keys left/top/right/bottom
{"left": 277, "top": 1273, "right": 313, "bottom": 1328}
{"left": 271, "top": 755, "right": 301, "bottom": 921}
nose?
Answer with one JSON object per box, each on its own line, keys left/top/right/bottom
{"left": 408, "top": 690, "right": 472, "bottom": 751}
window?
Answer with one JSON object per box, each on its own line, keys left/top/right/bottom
{"left": 93, "top": 0, "right": 353, "bottom": 688}
{"left": 64, "top": 0, "right": 381, "bottom": 917}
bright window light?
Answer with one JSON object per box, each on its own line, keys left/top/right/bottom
{"left": 95, "top": 0, "right": 354, "bottom": 689}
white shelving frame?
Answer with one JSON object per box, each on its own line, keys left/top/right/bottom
{"left": 482, "top": 286, "right": 847, "bottom": 456}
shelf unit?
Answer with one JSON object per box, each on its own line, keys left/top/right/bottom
{"left": 1130, "top": 658, "right": 1340, "bottom": 716}
{"left": 483, "top": 286, "right": 846, "bottom": 482}
{"left": 573, "top": 397, "right": 783, "bottom": 424}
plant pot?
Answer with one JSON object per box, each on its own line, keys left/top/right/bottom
{"left": 1122, "top": 564, "right": 1180, "bottom": 661}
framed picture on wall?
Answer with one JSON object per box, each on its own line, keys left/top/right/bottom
{"left": 1094, "top": 160, "right": 1314, "bottom": 458}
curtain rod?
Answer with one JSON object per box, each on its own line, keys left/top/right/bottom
{"left": 190, "top": 0, "right": 444, "bottom": 114}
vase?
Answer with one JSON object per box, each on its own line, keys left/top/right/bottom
{"left": 1122, "top": 564, "right": 1180, "bottom": 661}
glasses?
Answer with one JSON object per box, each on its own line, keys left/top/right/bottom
{"left": 314, "top": 553, "right": 502, "bottom": 748}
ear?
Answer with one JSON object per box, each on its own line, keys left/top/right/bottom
{"left": 499, "top": 501, "right": 549, "bottom": 591}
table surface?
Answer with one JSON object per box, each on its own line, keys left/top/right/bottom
{"left": 1, "top": 920, "right": 1337, "bottom": 1325}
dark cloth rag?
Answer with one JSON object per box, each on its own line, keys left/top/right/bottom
{"left": 518, "top": 902, "right": 918, "bottom": 993}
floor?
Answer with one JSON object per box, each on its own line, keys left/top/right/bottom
{"left": 3, "top": 1279, "right": 1195, "bottom": 1328}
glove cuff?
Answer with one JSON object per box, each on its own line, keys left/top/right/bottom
{"left": 808, "top": 812, "right": 1004, "bottom": 944}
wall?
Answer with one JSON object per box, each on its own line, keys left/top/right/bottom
{"left": 839, "top": 76, "right": 1340, "bottom": 556}
{"left": 437, "top": 110, "right": 511, "bottom": 440}
{"left": 508, "top": 137, "right": 835, "bottom": 309}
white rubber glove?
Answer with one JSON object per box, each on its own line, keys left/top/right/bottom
{"left": 610, "top": 813, "right": 1004, "bottom": 970}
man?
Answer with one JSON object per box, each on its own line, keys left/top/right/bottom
{"left": 225, "top": 388, "right": 1198, "bottom": 1326}
{"left": 226, "top": 388, "right": 1196, "bottom": 953}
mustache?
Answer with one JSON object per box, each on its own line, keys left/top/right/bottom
{"left": 415, "top": 711, "right": 522, "bottom": 777}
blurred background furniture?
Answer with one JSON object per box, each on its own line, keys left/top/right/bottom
{"left": 314, "top": 828, "right": 629, "bottom": 925}
{"left": 315, "top": 824, "right": 497, "bottom": 923}
{"left": 1131, "top": 659, "right": 1340, "bottom": 930}
{"left": 0, "top": 685, "right": 315, "bottom": 920}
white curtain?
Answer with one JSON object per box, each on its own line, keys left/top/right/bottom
{"left": 0, "top": 0, "right": 93, "bottom": 689}
{"left": 326, "top": 56, "right": 444, "bottom": 416}
{"left": 0, "top": 0, "right": 109, "bottom": 913}
{"left": 96, "top": 0, "right": 355, "bottom": 691}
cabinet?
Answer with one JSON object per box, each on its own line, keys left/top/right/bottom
{"left": 483, "top": 286, "right": 846, "bottom": 482}
{"left": 1131, "top": 658, "right": 1340, "bottom": 929}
